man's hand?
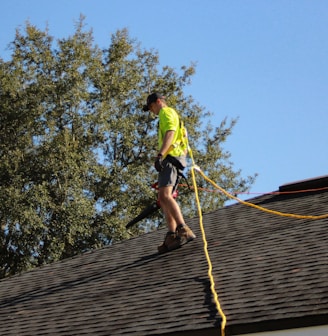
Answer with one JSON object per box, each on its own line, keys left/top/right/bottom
{"left": 154, "top": 154, "right": 164, "bottom": 172}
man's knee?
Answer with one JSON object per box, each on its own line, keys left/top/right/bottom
{"left": 158, "top": 186, "right": 173, "bottom": 204}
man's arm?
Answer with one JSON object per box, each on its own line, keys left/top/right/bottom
{"left": 159, "top": 130, "right": 175, "bottom": 156}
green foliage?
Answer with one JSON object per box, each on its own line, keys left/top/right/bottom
{"left": 0, "top": 18, "right": 256, "bottom": 278}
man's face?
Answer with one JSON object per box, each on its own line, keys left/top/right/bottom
{"left": 148, "top": 101, "right": 158, "bottom": 114}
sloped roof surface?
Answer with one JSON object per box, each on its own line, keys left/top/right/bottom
{"left": 1, "top": 177, "right": 328, "bottom": 335}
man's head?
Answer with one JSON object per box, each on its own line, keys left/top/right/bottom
{"left": 143, "top": 92, "right": 165, "bottom": 112}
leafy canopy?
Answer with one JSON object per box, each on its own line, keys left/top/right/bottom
{"left": 0, "top": 18, "right": 256, "bottom": 278}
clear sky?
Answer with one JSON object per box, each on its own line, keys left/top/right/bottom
{"left": 1, "top": 0, "right": 327, "bottom": 199}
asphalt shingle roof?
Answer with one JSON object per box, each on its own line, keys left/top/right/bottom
{"left": 1, "top": 176, "right": 328, "bottom": 335}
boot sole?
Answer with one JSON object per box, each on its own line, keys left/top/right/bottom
{"left": 158, "top": 243, "right": 181, "bottom": 254}
{"left": 158, "top": 236, "right": 195, "bottom": 254}
{"left": 179, "top": 235, "right": 196, "bottom": 246}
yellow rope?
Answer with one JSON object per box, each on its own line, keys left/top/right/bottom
{"left": 197, "top": 168, "right": 328, "bottom": 220}
{"left": 187, "top": 144, "right": 328, "bottom": 336}
{"left": 187, "top": 146, "right": 226, "bottom": 336}
{"left": 184, "top": 119, "right": 328, "bottom": 336}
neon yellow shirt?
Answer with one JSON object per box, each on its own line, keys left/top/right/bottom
{"left": 158, "top": 106, "right": 185, "bottom": 157}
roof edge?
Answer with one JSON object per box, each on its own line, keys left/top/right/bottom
{"left": 279, "top": 175, "right": 328, "bottom": 192}
{"left": 226, "top": 313, "right": 328, "bottom": 335}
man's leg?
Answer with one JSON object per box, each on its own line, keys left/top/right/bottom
{"left": 158, "top": 186, "right": 185, "bottom": 232}
{"left": 157, "top": 185, "right": 186, "bottom": 254}
{"left": 157, "top": 159, "right": 195, "bottom": 253}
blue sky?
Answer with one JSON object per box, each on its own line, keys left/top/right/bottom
{"left": 1, "top": 0, "right": 328, "bottom": 199}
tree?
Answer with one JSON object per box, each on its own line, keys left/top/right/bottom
{"left": 0, "top": 18, "right": 256, "bottom": 278}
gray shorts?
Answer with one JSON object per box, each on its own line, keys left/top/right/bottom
{"left": 158, "top": 156, "right": 186, "bottom": 188}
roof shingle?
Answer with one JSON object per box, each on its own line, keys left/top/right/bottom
{"left": 1, "top": 176, "right": 327, "bottom": 335}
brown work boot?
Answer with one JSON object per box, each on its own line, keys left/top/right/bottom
{"left": 176, "top": 224, "right": 196, "bottom": 245}
{"left": 158, "top": 232, "right": 181, "bottom": 254}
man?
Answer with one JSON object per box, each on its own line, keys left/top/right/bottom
{"left": 143, "top": 93, "right": 196, "bottom": 253}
